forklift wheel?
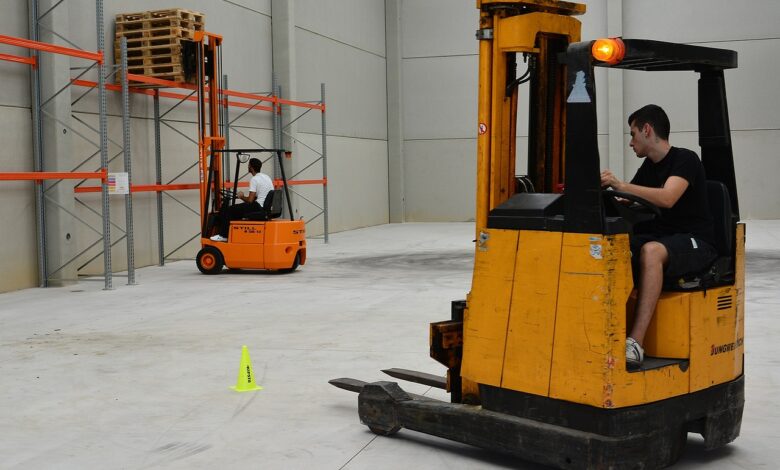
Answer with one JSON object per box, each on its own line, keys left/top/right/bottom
{"left": 280, "top": 252, "right": 300, "bottom": 274}
{"left": 196, "top": 246, "right": 224, "bottom": 274}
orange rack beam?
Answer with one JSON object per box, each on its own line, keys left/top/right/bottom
{"left": 0, "top": 34, "right": 103, "bottom": 63}
{"left": 282, "top": 178, "right": 328, "bottom": 186}
{"left": 74, "top": 182, "right": 199, "bottom": 194}
{"left": 73, "top": 178, "right": 327, "bottom": 194}
{"left": 74, "top": 78, "right": 274, "bottom": 113}
{"left": 0, "top": 35, "right": 321, "bottom": 112}
{"left": 277, "top": 97, "right": 325, "bottom": 111}
{"left": 0, "top": 170, "right": 107, "bottom": 181}
{"left": 0, "top": 53, "right": 36, "bottom": 66}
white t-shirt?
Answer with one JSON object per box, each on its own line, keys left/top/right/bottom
{"left": 249, "top": 172, "right": 274, "bottom": 205}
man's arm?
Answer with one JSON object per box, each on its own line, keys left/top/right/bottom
{"left": 601, "top": 170, "right": 689, "bottom": 209}
{"left": 237, "top": 191, "right": 257, "bottom": 203}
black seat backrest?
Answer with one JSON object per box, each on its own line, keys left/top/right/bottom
{"left": 262, "top": 189, "right": 276, "bottom": 213}
{"left": 707, "top": 180, "right": 733, "bottom": 256}
{"left": 242, "top": 189, "right": 280, "bottom": 221}
{"left": 268, "top": 189, "right": 283, "bottom": 219}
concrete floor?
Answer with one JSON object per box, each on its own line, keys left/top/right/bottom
{"left": 1, "top": 221, "right": 778, "bottom": 469}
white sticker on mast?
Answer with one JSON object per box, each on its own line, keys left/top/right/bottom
{"left": 567, "top": 71, "right": 591, "bottom": 103}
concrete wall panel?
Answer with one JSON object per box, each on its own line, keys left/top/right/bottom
{"left": 712, "top": 39, "right": 780, "bottom": 132}
{"left": 295, "top": 30, "right": 387, "bottom": 138}
{"left": 0, "top": 108, "right": 37, "bottom": 290}
{"left": 0, "top": 0, "right": 30, "bottom": 107}
{"left": 401, "top": 0, "right": 477, "bottom": 58}
{"left": 732, "top": 130, "right": 780, "bottom": 219}
{"left": 624, "top": 0, "right": 780, "bottom": 44}
{"left": 623, "top": 70, "right": 700, "bottom": 132}
{"left": 403, "top": 55, "right": 477, "bottom": 140}
{"left": 404, "top": 139, "right": 476, "bottom": 222}
{"left": 579, "top": 0, "right": 607, "bottom": 42}
{"left": 296, "top": 0, "right": 386, "bottom": 56}
{"left": 306, "top": 134, "right": 388, "bottom": 231}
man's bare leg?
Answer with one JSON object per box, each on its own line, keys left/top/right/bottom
{"left": 630, "top": 241, "right": 669, "bottom": 345}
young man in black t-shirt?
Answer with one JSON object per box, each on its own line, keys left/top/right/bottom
{"left": 600, "top": 104, "right": 717, "bottom": 367}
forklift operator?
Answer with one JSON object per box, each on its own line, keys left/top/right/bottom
{"left": 210, "top": 157, "right": 274, "bottom": 242}
{"left": 600, "top": 104, "right": 717, "bottom": 367}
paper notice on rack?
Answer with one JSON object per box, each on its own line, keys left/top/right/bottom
{"left": 108, "top": 172, "right": 129, "bottom": 195}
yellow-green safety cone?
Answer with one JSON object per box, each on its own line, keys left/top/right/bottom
{"left": 231, "top": 345, "right": 263, "bottom": 392}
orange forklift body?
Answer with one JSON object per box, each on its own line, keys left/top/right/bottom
{"left": 201, "top": 219, "right": 306, "bottom": 270}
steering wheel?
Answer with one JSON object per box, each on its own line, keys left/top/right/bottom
{"left": 218, "top": 187, "right": 238, "bottom": 204}
{"left": 602, "top": 189, "right": 661, "bottom": 225}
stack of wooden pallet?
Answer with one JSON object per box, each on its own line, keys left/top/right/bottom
{"left": 114, "top": 8, "right": 205, "bottom": 84}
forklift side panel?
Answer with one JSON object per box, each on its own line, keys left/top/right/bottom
{"left": 548, "top": 233, "right": 631, "bottom": 407}
{"left": 629, "top": 291, "right": 691, "bottom": 359}
{"left": 229, "top": 222, "right": 265, "bottom": 244}
{"left": 462, "top": 229, "right": 520, "bottom": 387}
{"left": 263, "top": 220, "right": 306, "bottom": 270}
{"left": 501, "top": 230, "right": 563, "bottom": 396}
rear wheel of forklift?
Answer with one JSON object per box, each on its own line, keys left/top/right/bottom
{"left": 669, "top": 426, "right": 688, "bottom": 466}
{"left": 196, "top": 246, "right": 224, "bottom": 274}
{"left": 280, "top": 251, "right": 301, "bottom": 273}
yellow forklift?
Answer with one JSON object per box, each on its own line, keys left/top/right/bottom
{"left": 330, "top": 1, "right": 744, "bottom": 468}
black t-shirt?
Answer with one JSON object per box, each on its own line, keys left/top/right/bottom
{"left": 630, "top": 147, "right": 714, "bottom": 244}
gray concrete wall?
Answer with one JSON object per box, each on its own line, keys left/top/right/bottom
{"left": 400, "top": 0, "right": 479, "bottom": 221}
{"left": 0, "top": 1, "right": 37, "bottom": 291}
{"left": 399, "top": 0, "right": 780, "bottom": 221}
{"left": 294, "top": 0, "right": 389, "bottom": 233}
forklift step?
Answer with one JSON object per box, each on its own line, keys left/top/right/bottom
{"left": 329, "top": 377, "right": 434, "bottom": 401}
{"left": 328, "top": 377, "right": 367, "bottom": 393}
{"left": 381, "top": 368, "right": 447, "bottom": 389}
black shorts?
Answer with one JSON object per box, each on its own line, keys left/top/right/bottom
{"left": 630, "top": 233, "right": 717, "bottom": 278}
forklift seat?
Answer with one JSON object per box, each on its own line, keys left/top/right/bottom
{"left": 707, "top": 180, "right": 733, "bottom": 258}
{"left": 667, "top": 180, "right": 734, "bottom": 289}
{"left": 244, "top": 189, "right": 283, "bottom": 221}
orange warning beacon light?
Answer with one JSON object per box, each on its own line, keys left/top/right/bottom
{"left": 592, "top": 37, "right": 625, "bottom": 65}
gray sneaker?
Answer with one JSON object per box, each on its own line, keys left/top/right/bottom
{"left": 626, "top": 337, "right": 644, "bottom": 367}
{"left": 210, "top": 234, "right": 227, "bottom": 242}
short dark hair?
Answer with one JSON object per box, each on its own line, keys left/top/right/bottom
{"left": 248, "top": 157, "right": 262, "bottom": 173}
{"left": 628, "top": 104, "right": 670, "bottom": 140}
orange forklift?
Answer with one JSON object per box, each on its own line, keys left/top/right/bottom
{"left": 330, "top": 1, "right": 744, "bottom": 468}
{"left": 189, "top": 32, "right": 305, "bottom": 275}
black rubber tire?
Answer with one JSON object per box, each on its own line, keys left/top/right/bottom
{"left": 667, "top": 427, "right": 689, "bottom": 466}
{"left": 280, "top": 251, "right": 300, "bottom": 274}
{"left": 368, "top": 425, "right": 400, "bottom": 436}
{"left": 196, "top": 246, "right": 224, "bottom": 274}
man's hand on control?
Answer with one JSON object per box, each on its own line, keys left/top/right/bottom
{"left": 600, "top": 169, "right": 623, "bottom": 190}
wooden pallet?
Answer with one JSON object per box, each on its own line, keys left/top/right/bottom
{"left": 116, "top": 8, "right": 204, "bottom": 23}
{"left": 116, "top": 44, "right": 185, "bottom": 59}
{"left": 119, "top": 35, "right": 189, "bottom": 49}
{"left": 123, "top": 54, "right": 183, "bottom": 68}
{"left": 127, "top": 64, "right": 184, "bottom": 75}
{"left": 116, "top": 26, "right": 197, "bottom": 41}
{"left": 115, "top": 18, "right": 204, "bottom": 33}
{"left": 114, "top": 9, "right": 202, "bottom": 87}
{"left": 115, "top": 28, "right": 195, "bottom": 45}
